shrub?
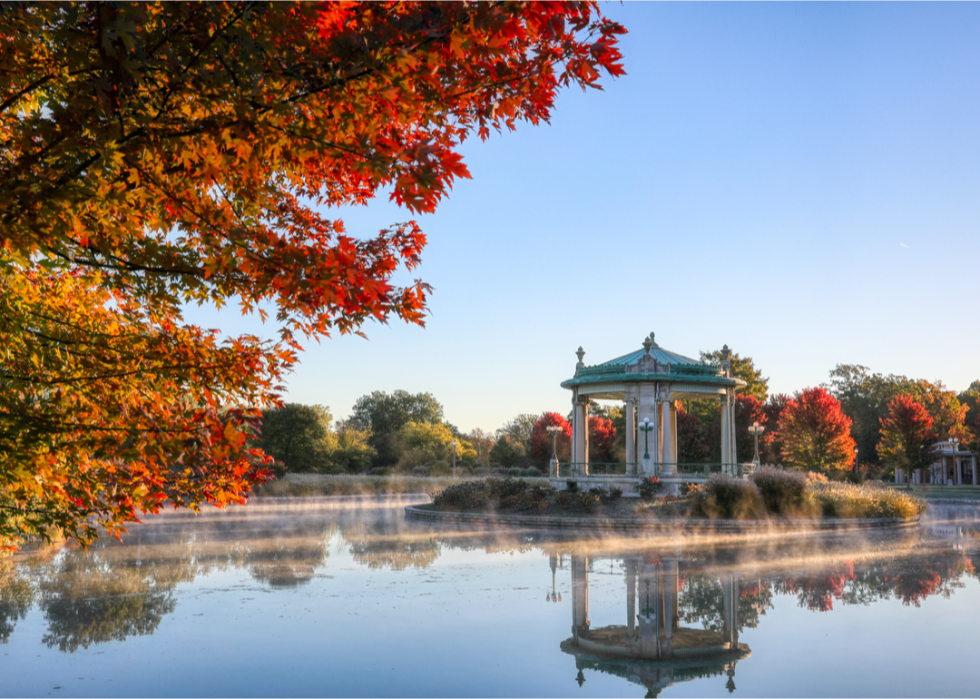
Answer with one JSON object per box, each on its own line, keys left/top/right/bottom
{"left": 431, "top": 477, "right": 528, "bottom": 510}
{"left": 526, "top": 467, "right": 542, "bottom": 477}
{"left": 751, "top": 466, "right": 811, "bottom": 516}
{"left": 606, "top": 487, "right": 623, "bottom": 501}
{"left": 692, "top": 473, "right": 765, "bottom": 520}
{"left": 501, "top": 491, "right": 546, "bottom": 511}
{"left": 555, "top": 489, "right": 578, "bottom": 507}
{"left": 680, "top": 482, "right": 704, "bottom": 498}
{"left": 565, "top": 480, "right": 579, "bottom": 493}
{"left": 432, "top": 480, "right": 491, "bottom": 510}
{"left": 577, "top": 491, "right": 600, "bottom": 511}
{"left": 638, "top": 476, "right": 662, "bottom": 501}
{"left": 805, "top": 471, "right": 828, "bottom": 484}
{"left": 508, "top": 467, "right": 522, "bottom": 477}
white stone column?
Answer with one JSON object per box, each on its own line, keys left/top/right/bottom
{"left": 956, "top": 456, "right": 962, "bottom": 485}
{"left": 661, "top": 397, "right": 673, "bottom": 476}
{"left": 663, "top": 560, "right": 677, "bottom": 645}
{"left": 720, "top": 397, "right": 731, "bottom": 471}
{"left": 571, "top": 555, "right": 589, "bottom": 640}
{"left": 671, "top": 401, "right": 679, "bottom": 467}
{"left": 729, "top": 392, "right": 738, "bottom": 470}
{"left": 625, "top": 399, "right": 636, "bottom": 471}
{"left": 572, "top": 393, "right": 587, "bottom": 475}
{"left": 722, "top": 574, "right": 734, "bottom": 648}
{"left": 626, "top": 559, "right": 636, "bottom": 640}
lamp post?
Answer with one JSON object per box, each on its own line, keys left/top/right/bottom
{"left": 547, "top": 425, "right": 562, "bottom": 477}
{"left": 952, "top": 437, "right": 959, "bottom": 485}
{"left": 639, "top": 418, "right": 654, "bottom": 478}
{"left": 452, "top": 439, "right": 457, "bottom": 478}
{"left": 747, "top": 421, "right": 764, "bottom": 466}
{"left": 854, "top": 446, "right": 859, "bottom": 473}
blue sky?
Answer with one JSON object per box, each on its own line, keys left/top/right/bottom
{"left": 188, "top": 3, "right": 980, "bottom": 433}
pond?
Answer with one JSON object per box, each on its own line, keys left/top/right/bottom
{"left": 1, "top": 496, "right": 979, "bottom": 698}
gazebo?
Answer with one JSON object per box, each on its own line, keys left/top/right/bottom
{"left": 555, "top": 333, "right": 749, "bottom": 495}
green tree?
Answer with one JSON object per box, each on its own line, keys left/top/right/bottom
{"left": 957, "top": 380, "right": 980, "bottom": 421}
{"left": 349, "top": 390, "right": 445, "bottom": 466}
{"left": 393, "top": 420, "right": 470, "bottom": 473}
{"left": 257, "top": 404, "right": 336, "bottom": 474}
{"left": 497, "top": 414, "right": 538, "bottom": 456}
{"left": 700, "top": 350, "right": 769, "bottom": 403}
{"left": 489, "top": 436, "right": 523, "bottom": 469}
{"left": 327, "top": 419, "right": 376, "bottom": 474}
{"left": 826, "top": 364, "right": 924, "bottom": 466}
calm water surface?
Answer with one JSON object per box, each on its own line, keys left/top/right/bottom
{"left": 1, "top": 496, "right": 979, "bottom": 698}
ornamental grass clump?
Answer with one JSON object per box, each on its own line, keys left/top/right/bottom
{"left": 810, "top": 481, "right": 924, "bottom": 520}
{"left": 751, "top": 466, "right": 816, "bottom": 517}
{"left": 692, "top": 473, "right": 765, "bottom": 520}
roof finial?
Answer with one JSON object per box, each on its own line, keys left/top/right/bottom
{"left": 721, "top": 344, "right": 731, "bottom": 377}
{"left": 649, "top": 331, "right": 658, "bottom": 348}
{"left": 642, "top": 335, "right": 652, "bottom": 355}
{"left": 575, "top": 346, "right": 585, "bottom": 368}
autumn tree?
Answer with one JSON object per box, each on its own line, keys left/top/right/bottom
{"left": 878, "top": 396, "right": 938, "bottom": 488}
{"left": 529, "top": 413, "right": 572, "bottom": 466}
{"left": 676, "top": 407, "right": 712, "bottom": 464}
{"left": 0, "top": 3, "right": 624, "bottom": 547}
{"left": 918, "top": 382, "right": 969, "bottom": 441}
{"left": 778, "top": 388, "right": 856, "bottom": 474}
{"left": 587, "top": 415, "right": 616, "bottom": 463}
{"left": 0, "top": 3, "right": 625, "bottom": 548}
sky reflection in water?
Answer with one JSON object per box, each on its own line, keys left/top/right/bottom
{"left": 1, "top": 496, "right": 979, "bottom": 698}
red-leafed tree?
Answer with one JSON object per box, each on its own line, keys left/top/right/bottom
{"left": 0, "top": 3, "right": 625, "bottom": 549}
{"left": 588, "top": 416, "right": 616, "bottom": 463}
{"left": 778, "top": 388, "right": 857, "bottom": 474}
{"left": 878, "top": 395, "right": 938, "bottom": 488}
{"left": 677, "top": 406, "right": 712, "bottom": 464}
{"left": 529, "top": 412, "right": 572, "bottom": 466}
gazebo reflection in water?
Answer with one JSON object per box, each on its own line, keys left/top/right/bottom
{"left": 556, "top": 552, "right": 751, "bottom": 697}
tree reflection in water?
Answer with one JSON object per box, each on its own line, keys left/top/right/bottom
{"left": 0, "top": 498, "right": 979, "bottom": 679}
{"left": 0, "top": 555, "right": 35, "bottom": 644}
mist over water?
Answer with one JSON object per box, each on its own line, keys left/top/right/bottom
{"left": 1, "top": 497, "right": 978, "bottom": 697}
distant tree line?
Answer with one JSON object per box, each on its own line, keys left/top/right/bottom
{"left": 255, "top": 354, "right": 980, "bottom": 481}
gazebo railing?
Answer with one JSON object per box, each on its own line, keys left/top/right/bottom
{"left": 558, "top": 462, "right": 638, "bottom": 477}
{"left": 554, "top": 462, "right": 758, "bottom": 479}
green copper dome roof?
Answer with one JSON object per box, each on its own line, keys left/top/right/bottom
{"left": 561, "top": 333, "right": 745, "bottom": 392}
{"left": 598, "top": 336, "right": 702, "bottom": 368}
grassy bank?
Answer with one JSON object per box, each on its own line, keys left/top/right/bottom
{"left": 253, "top": 473, "right": 550, "bottom": 497}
